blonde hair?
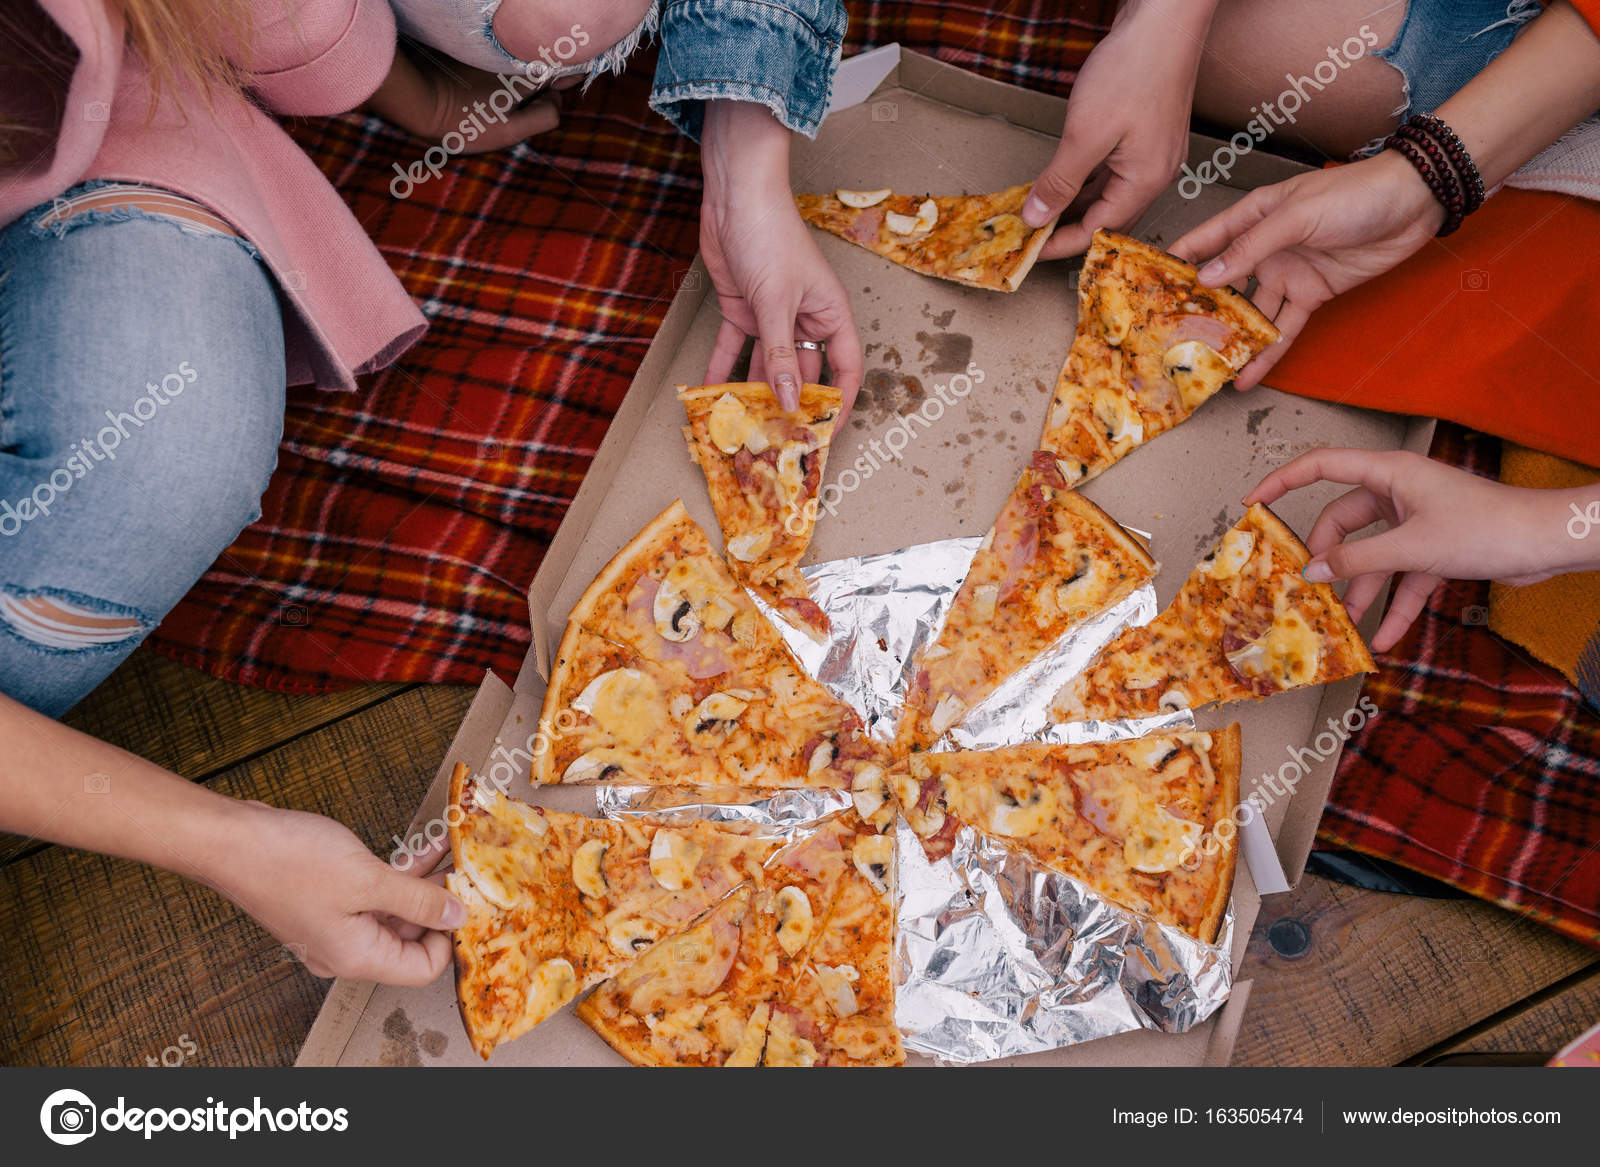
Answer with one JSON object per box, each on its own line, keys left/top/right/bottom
{"left": 114, "top": 0, "right": 255, "bottom": 110}
{"left": 1, "top": 0, "right": 254, "bottom": 162}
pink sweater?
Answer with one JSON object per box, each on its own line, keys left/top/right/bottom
{"left": 1, "top": 0, "right": 426, "bottom": 391}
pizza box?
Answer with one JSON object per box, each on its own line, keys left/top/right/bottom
{"left": 298, "top": 46, "right": 1434, "bottom": 1069}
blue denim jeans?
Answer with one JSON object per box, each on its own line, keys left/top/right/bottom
{"left": 0, "top": 185, "right": 287, "bottom": 716}
{"left": 388, "top": 0, "right": 847, "bottom": 141}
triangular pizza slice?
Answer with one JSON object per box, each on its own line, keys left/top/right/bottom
{"left": 679, "top": 381, "right": 840, "bottom": 638}
{"left": 893, "top": 456, "right": 1156, "bottom": 754}
{"left": 1050, "top": 504, "right": 1375, "bottom": 723}
{"left": 539, "top": 501, "right": 885, "bottom": 790}
{"left": 1040, "top": 230, "right": 1279, "bottom": 487}
{"left": 795, "top": 183, "right": 1057, "bottom": 292}
{"left": 898, "top": 727, "right": 1240, "bottom": 944}
{"left": 575, "top": 815, "right": 893, "bottom": 1066}
{"left": 446, "top": 764, "right": 781, "bottom": 1058}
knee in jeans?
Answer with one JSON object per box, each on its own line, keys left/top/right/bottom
{"left": 491, "top": 0, "right": 654, "bottom": 70}
{"left": 0, "top": 586, "right": 149, "bottom": 654}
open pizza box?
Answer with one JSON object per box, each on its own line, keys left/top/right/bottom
{"left": 299, "top": 46, "right": 1434, "bottom": 1069}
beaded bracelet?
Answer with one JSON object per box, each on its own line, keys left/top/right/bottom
{"left": 1382, "top": 112, "right": 1485, "bottom": 237}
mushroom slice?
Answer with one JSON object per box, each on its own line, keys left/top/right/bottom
{"left": 561, "top": 748, "right": 630, "bottom": 785}
{"left": 1163, "top": 339, "right": 1233, "bottom": 408}
{"left": 1092, "top": 387, "right": 1144, "bottom": 447}
{"left": 970, "top": 582, "right": 999, "bottom": 624}
{"left": 1157, "top": 686, "right": 1190, "bottom": 713}
{"left": 852, "top": 833, "right": 894, "bottom": 894}
{"left": 1201, "top": 529, "right": 1255, "bottom": 580}
{"left": 988, "top": 783, "right": 1057, "bottom": 838}
{"left": 885, "top": 198, "right": 938, "bottom": 236}
{"left": 649, "top": 829, "right": 704, "bottom": 890}
{"left": 572, "top": 838, "right": 609, "bottom": 899}
{"left": 652, "top": 566, "right": 701, "bottom": 643}
{"left": 726, "top": 530, "right": 773, "bottom": 563}
{"left": 774, "top": 886, "right": 813, "bottom": 956}
{"left": 683, "top": 691, "right": 750, "bottom": 747}
{"left": 836, "top": 188, "right": 891, "bottom": 208}
{"left": 814, "top": 964, "right": 860, "bottom": 1018}
{"left": 606, "top": 914, "right": 663, "bottom": 956}
{"left": 807, "top": 739, "right": 836, "bottom": 777}
{"left": 929, "top": 693, "right": 968, "bottom": 736}
{"left": 851, "top": 763, "right": 891, "bottom": 828}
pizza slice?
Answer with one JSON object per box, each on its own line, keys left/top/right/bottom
{"left": 795, "top": 183, "right": 1057, "bottom": 291}
{"left": 679, "top": 382, "right": 840, "bottom": 638}
{"left": 893, "top": 456, "right": 1157, "bottom": 754}
{"left": 447, "top": 764, "right": 781, "bottom": 1058}
{"left": 776, "top": 826, "right": 903, "bottom": 1066}
{"left": 576, "top": 814, "right": 900, "bottom": 1066}
{"left": 1050, "top": 504, "right": 1376, "bottom": 724}
{"left": 898, "top": 727, "right": 1240, "bottom": 943}
{"left": 1040, "top": 230, "right": 1280, "bottom": 488}
{"left": 540, "top": 501, "right": 883, "bottom": 790}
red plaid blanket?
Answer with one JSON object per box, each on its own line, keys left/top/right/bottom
{"left": 145, "top": 2, "right": 1598, "bottom": 945}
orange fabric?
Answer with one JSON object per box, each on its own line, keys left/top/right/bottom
{"left": 1571, "top": 0, "right": 1600, "bottom": 38}
{"left": 1265, "top": 187, "right": 1600, "bottom": 469}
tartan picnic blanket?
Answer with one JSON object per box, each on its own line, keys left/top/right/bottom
{"left": 142, "top": 2, "right": 1599, "bottom": 946}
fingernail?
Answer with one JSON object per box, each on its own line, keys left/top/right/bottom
{"left": 775, "top": 373, "right": 799, "bottom": 409}
{"left": 1198, "top": 260, "right": 1226, "bottom": 285}
{"left": 442, "top": 897, "right": 467, "bottom": 929}
{"left": 1302, "top": 560, "right": 1332, "bottom": 583}
{"left": 1022, "top": 194, "right": 1052, "bottom": 228}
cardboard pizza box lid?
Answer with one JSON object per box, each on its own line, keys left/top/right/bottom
{"left": 298, "top": 45, "right": 1433, "bottom": 1070}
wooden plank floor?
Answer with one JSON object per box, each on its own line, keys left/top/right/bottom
{"left": 2, "top": 649, "right": 1595, "bottom": 1067}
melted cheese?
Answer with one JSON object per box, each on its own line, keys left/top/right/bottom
{"left": 723, "top": 1003, "right": 772, "bottom": 1067}
{"left": 763, "top": 1010, "right": 819, "bottom": 1067}
{"left": 457, "top": 791, "right": 549, "bottom": 909}
{"left": 1097, "top": 280, "right": 1135, "bottom": 346}
{"left": 522, "top": 958, "right": 578, "bottom": 1028}
{"left": 708, "top": 392, "right": 757, "bottom": 454}
{"left": 1107, "top": 785, "right": 1204, "bottom": 874}
{"left": 649, "top": 829, "right": 705, "bottom": 890}
{"left": 958, "top": 213, "right": 1028, "bottom": 265}
{"left": 574, "top": 668, "right": 664, "bottom": 748}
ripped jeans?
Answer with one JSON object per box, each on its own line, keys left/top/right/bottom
{"left": 0, "top": 182, "right": 286, "bottom": 716}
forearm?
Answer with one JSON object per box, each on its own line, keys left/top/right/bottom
{"left": 1528, "top": 483, "right": 1600, "bottom": 575}
{"left": 1437, "top": 0, "right": 1600, "bottom": 186}
{"left": 1116, "top": 0, "right": 1220, "bottom": 44}
{"left": 0, "top": 692, "right": 245, "bottom": 884}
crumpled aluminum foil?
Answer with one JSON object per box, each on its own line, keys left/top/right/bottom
{"left": 740, "top": 536, "right": 1233, "bottom": 1062}
{"left": 595, "top": 784, "right": 850, "bottom": 832}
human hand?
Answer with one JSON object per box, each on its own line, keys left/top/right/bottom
{"left": 219, "top": 800, "right": 464, "bottom": 986}
{"left": 1022, "top": 0, "right": 1218, "bottom": 258}
{"left": 367, "top": 49, "right": 559, "bottom": 152}
{"left": 1172, "top": 151, "right": 1443, "bottom": 388}
{"left": 700, "top": 102, "right": 863, "bottom": 417}
{"left": 1246, "top": 448, "right": 1598, "bottom": 651}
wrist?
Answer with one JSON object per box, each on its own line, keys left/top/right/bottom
{"left": 1370, "top": 148, "right": 1448, "bottom": 233}
{"left": 702, "top": 102, "right": 792, "bottom": 209}
{"left": 1546, "top": 485, "right": 1600, "bottom": 573}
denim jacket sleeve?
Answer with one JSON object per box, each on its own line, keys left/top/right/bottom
{"left": 650, "top": 0, "right": 848, "bottom": 141}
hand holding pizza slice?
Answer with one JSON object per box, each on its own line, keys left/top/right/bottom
{"left": 680, "top": 382, "right": 839, "bottom": 638}
{"left": 1041, "top": 230, "right": 1280, "bottom": 488}
{"left": 795, "top": 183, "right": 1058, "bottom": 292}
{"left": 1050, "top": 504, "right": 1375, "bottom": 724}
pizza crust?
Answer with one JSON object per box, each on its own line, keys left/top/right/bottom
{"left": 1196, "top": 722, "right": 1241, "bottom": 945}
